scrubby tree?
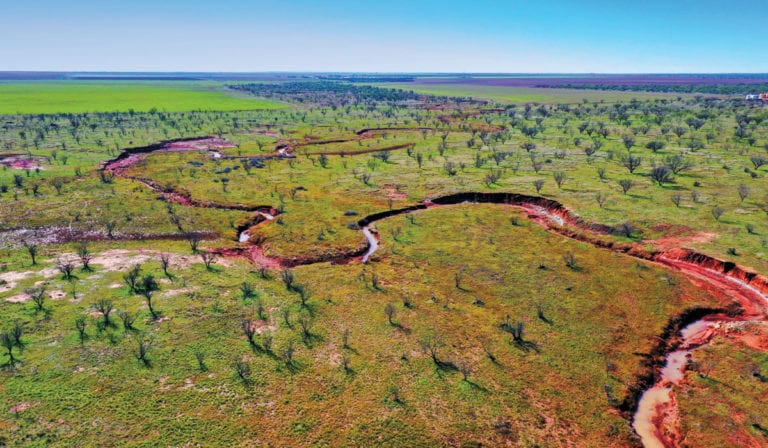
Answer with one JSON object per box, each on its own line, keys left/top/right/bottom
{"left": 737, "top": 183, "right": 750, "bottom": 203}
{"left": 621, "top": 154, "right": 642, "bottom": 173}
{"left": 159, "top": 253, "right": 172, "bottom": 278}
{"left": 123, "top": 264, "right": 142, "bottom": 293}
{"left": 664, "top": 154, "right": 694, "bottom": 174}
{"left": 1, "top": 332, "right": 16, "bottom": 367}
{"left": 533, "top": 179, "right": 545, "bottom": 193}
{"left": 135, "top": 336, "right": 153, "bottom": 367}
{"left": 118, "top": 310, "right": 136, "bottom": 332}
{"left": 553, "top": 171, "right": 567, "bottom": 189}
{"left": 711, "top": 206, "right": 725, "bottom": 221}
{"left": 75, "top": 316, "right": 88, "bottom": 344}
{"left": 280, "top": 269, "right": 295, "bottom": 290}
{"left": 595, "top": 192, "right": 607, "bottom": 208}
{"left": 458, "top": 360, "right": 473, "bottom": 382}
{"left": 200, "top": 251, "right": 217, "bottom": 270}
{"left": 751, "top": 156, "right": 767, "bottom": 170}
{"left": 649, "top": 166, "right": 673, "bottom": 186}
{"left": 645, "top": 140, "right": 665, "bottom": 153}
{"left": 22, "top": 241, "right": 38, "bottom": 265}
{"left": 563, "top": 252, "right": 578, "bottom": 269}
{"left": 139, "top": 275, "right": 160, "bottom": 319}
{"left": 94, "top": 299, "right": 114, "bottom": 328}
{"left": 384, "top": 303, "right": 396, "bottom": 326}
{"left": 242, "top": 320, "right": 257, "bottom": 346}
{"left": 419, "top": 335, "right": 445, "bottom": 366}
{"left": 27, "top": 286, "right": 46, "bottom": 312}
{"left": 618, "top": 179, "right": 634, "bottom": 195}
{"left": 185, "top": 232, "right": 202, "bottom": 252}
{"left": 57, "top": 259, "right": 76, "bottom": 280}
{"left": 622, "top": 135, "right": 635, "bottom": 150}
{"left": 240, "top": 282, "right": 256, "bottom": 301}
{"left": 76, "top": 243, "right": 93, "bottom": 271}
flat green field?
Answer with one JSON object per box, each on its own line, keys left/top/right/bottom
{"left": 372, "top": 83, "right": 689, "bottom": 104}
{"left": 0, "top": 82, "right": 284, "bottom": 114}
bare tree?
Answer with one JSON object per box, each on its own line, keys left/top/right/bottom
{"left": 135, "top": 336, "right": 153, "bottom": 367}
{"left": 57, "top": 259, "right": 76, "bottom": 281}
{"left": 185, "top": 232, "right": 202, "bottom": 252}
{"left": 200, "top": 251, "right": 217, "bottom": 270}
{"left": 596, "top": 192, "right": 607, "bottom": 208}
{"left": 242, "top": 320, "right": 257, "bottom": 346}
{"left": 454, "top": 266, "right": 466, "bottom": 289}
{"left": 419, "top": 335, "right": 445, "bottom": 366}
{"left": 342, "top": 328, "right": 351, "bottom": 349}
{"left": 384, "top": 303, "right": 396, "bottom": 326}
{"left": 563, "top": 252, "right": 578, "bottom": 269}
{"left": 1, "top": 332, "right": 16, "bottom": 367}
{"left": 123, "top": 264, "right": 142, "bottom": 293}
{"left": 94, "top": 299, "right": 114, "bottom": 328}
{"left": 22, "top": 241, "right": 38, "bottom": 265}
{"left": 458, "top": 360, "right": 472, "bottom": 381}
{"left": 159, "top": 253, "right": 172, "bottom": 278}
{"left": 280, "top": 269, "right": 295, "bottom": 290}
{"left": 75, "top": 316, "right": 87, "bottom": 344}
{"left": 118, "top": 310, "right": 136, "bottom": 331}
{"left": 27, "top": 286, "right": 47, "bottom": 312}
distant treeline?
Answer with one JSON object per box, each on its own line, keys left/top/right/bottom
{"left": 317, "top": 75, "right": 416, "bottom": 83}
{"left": 229, "top": 81, "right": 426, "bottom": 106}
{"left": 537, "top": 83, "right": 768, "bottom": 95}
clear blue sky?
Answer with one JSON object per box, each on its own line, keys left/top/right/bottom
{"left": 1, "top": 0, "right": 766, "bottom": 73}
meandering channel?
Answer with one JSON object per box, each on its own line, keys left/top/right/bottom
{"left": 103, "top": 139, "right": 768, "bottom": 447}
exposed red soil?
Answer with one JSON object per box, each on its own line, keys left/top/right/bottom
{"left": 102, "top": 136, "right": 233, "bottom": 174}
{"left": 0, "top": 154, "right": 48, "bottom": 170}
{"left": 381, "top": 185, "right": 408, "bottom": 200}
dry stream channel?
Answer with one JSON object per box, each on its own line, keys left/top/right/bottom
{"left": 101, "top": 138, "right": 768, "bottom": 448}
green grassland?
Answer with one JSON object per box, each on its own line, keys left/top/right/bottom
{"left": 0, "top": 82, "right": 284, "bottom": 114}
{"left": 1, "top": 82, "right": 768, "bottom": 446}
{"left": 368, "top": 82, "right": 689, "bottom": 104}
{"left": 0, "top": 206, "right": 723, "bottom": 447}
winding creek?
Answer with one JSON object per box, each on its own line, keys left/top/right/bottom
{"left": 101, "top": 138, "right": 768, "bottom": 447}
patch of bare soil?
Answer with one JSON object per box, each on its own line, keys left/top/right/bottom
{"left": 50, "top": 250, "right": 200, "bottom": 272}
{"left": 5, "top": 293, "right": 31, "bottom": 303}
{"left": 0, "top": 154, "right": 48, "bottom": 170}
{"left": 49, "top": 290, "right": 67, "bottom": 300}
{"left": 646, "top": 225, "right": 718, "bottom": 252}
{"left": 381, "top": 185, "right": 407, "bottom": 200}
{"left": 0, "top": 270, "right": 34, "bottom": 293}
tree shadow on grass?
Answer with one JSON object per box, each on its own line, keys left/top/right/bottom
{"left": 464, "top": 380, "right": 489, "bottom": 393}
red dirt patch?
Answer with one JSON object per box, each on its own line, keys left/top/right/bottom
{"left": 0, "top": 154, "right": 47, "bottom": 170}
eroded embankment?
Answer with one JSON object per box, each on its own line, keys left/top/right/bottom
{"left": 102, "top": 136, "right": 214, "bottom": 169}
{"left": 354, "top": 192, "right": 768, "bottom": 448}
{"left": 99, "top": 142, "right": 768, "bottom": 446}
